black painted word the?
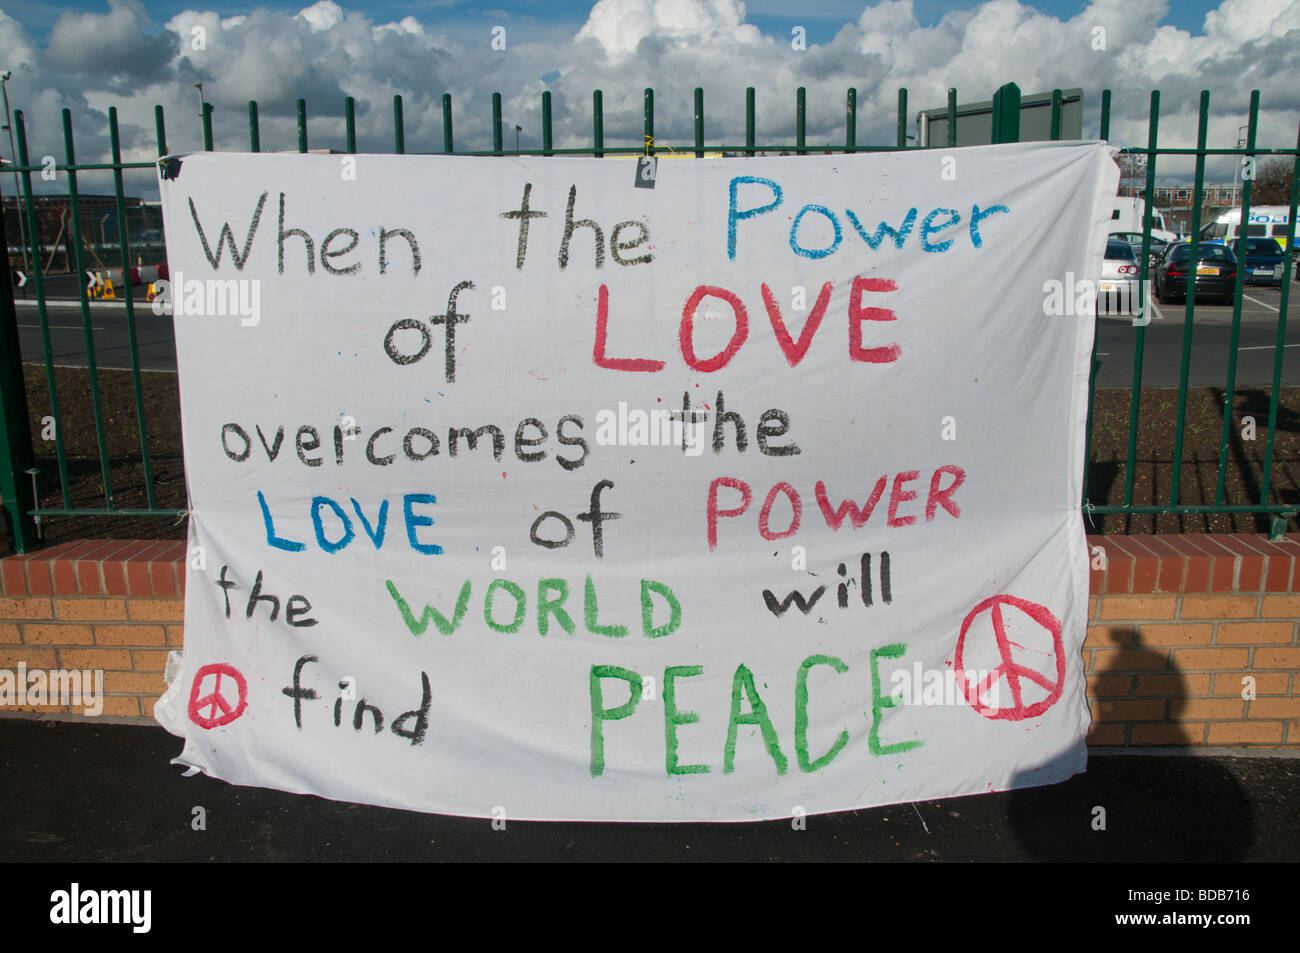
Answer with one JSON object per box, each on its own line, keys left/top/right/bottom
{"left": 501, "top": 183, "right": 653, "bottom": 270}
{"left": 215, "top": 564, "right": 318, "bottom": 627}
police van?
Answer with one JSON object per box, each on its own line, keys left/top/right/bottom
{"left": 1110, "top": 197, "right": 1178, "bottom": 243}
{"left": 1199, "top": 206, "right": 1293, "bottom": 252}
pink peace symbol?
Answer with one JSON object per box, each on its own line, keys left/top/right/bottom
{"left": 954, "top": 594, "right": 1065, "bottom": 721}
{"left": 188, "top": 662, "right": 248, "bottom": 729}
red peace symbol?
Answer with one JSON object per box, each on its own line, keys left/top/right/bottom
{"left": 188, "top": 662, "right": 248, "bottom": 729}
{"left": 954, "top": 594, "right": 1065, "bottom": 721}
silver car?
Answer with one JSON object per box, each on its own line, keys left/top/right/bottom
{"left": 1098, "top": 239, "right": 1141, "bottom": 314}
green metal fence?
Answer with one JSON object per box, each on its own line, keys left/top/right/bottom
{"left": 1, "top": 81, "right": 1299, "bottom": 553}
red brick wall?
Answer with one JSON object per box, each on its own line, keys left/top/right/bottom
{"left": 0, "top": 541, "right": 185, "bottom": 720}
{"left": 1084, "top": 533, "right": 1300, "bottom": 746}
{"left": 0, "top": 534, "right": 1297, "bottom": 743}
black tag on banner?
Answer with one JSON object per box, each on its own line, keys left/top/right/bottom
{"left": 634, "top": 155, "right": 657, "bottom": 189}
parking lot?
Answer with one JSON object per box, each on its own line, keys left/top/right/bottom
{"left": 1095, "top": 281, "right": 1300, "bottom": 387}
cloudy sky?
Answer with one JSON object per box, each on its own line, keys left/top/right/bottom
{"left": 0, "top": 0, "right": 1296, "bottom": 196}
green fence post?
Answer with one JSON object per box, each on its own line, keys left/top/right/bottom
{"left": 0, "top": 175, "right": 36, "bottom": 552}
{"left": 946, "top": 88, "right": 957, "bottom": 147}
{"left": 1119, "top": 90, "right": 1161, "bottom": 510}
{"left": 443, "top": 93, "right": 454, "bottom": 153}
{"left": 991, "top": 82, "right": 1021, "bottom": 144}
{"left": 14, "top": 110, "right": 70, "bottom": 511}
{"left": 155, "top": 104, "right": 168, "bottom": 156}
{"left": 1084, "top": 87, "right": 1115, "bottom": 515}
{"left": 492, "top": 92, "right": 503, "bottom": 155}
{"left": 393, "top": 94, "right": 404, "bottom": 154}
{"left": 694, "top": 87, "right": 704, "bottom": 158}
{"left": 1169, "top": 90, "right": 1212, "bottom": 508}
{"left": 1084, "top": 87, "right": 1125, "bottom": 511}
{"left": 745, "top": 87, "right": 755, "bottom": 157}
{"left": 345, "top": 96, "right": 357, "bottom": 154}
{"left": 542, "top": 91, "right": 553, "bottom": 156}
{"left": 796, "top": 87, "right": 806, "bottom": 155}
{"left": 248, "top": 100, "right": 260, "bottom": 152}
{"left": 109, "top": 106, "right": 157, "bottom": 510}
{"left": 845, "top": 88, "right": 857, "bottom": 153}
{"left": 1214, "top": 90, "right": 1260, "bottom": 506}
{"left": 297, "top": 98, "right": 308, "bottom": 152}
{"left": 644, "top": 88, "right": 654, "bottom": 155}
{"left": 1261, "top": 117, "right": 1300, "bottom": 530}
{"left": 592, "top": 90, "right": 603, "bottom": 157}
{"left": 62, "top": 109, "right": 114, "bottom": 507}
{"left": 896, "top": 88, "right": 908, "bottom": 148}
{"left": 202, "top": 102, "right": 214, "bottom": 151}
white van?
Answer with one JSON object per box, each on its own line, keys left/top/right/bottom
{"left": 1109, "top": 197, "right": 1178, "bottom": 244}
{"left": 1199, "top": 206, "right": 1293, "bottom": 251}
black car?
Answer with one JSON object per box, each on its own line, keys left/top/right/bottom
{"left": 1153, "top": 244, "right": 1238, "bottom": 305}
{"left": 1229, "top": 238, "right": 1286, "bottom": 287}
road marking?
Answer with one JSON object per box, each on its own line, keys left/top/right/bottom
{"left": 18, "top": 323, "right": 107, "bottom": 331}
{"left": 1238, "top": 343, "right": 1300, "bottom": 351}
{"left": 15, "top": 300, "right": 129, "bottom": 310}
{"left": 1242, "top": 294, "right": 1280, "bottom": 313}
{"left": 27, "top": 362, "right": 179, "bottom": 374}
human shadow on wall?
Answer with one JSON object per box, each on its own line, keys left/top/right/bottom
{"left": 1006, "top": 630, "right": 1253, "bottom": 861}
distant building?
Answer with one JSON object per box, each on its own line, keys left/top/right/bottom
{"left": 3, "top": 194, "right": 164, "bottom": 274}
{"left": 1149, "top": 183, "right": 1243, "bottom": 234}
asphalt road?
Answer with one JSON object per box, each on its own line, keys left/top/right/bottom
{"left": 13, "top": 282, "right": 1300, "bottom": 385}
{"left": 1, "top": 719, "right": 1296, "bottom": 863}
{"left": 14, "top": 299, "right": 178, "bottom": 373}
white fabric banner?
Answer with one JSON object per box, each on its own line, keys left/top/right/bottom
{"left": 155, "top": 143, "right": 1118, "bottom": 821}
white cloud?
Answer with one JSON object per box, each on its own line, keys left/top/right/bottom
{"left": 298, "top": 1, "right": 344, "bottom": 33}
{"left": 1203, "top": 0, "right": 1300, "bottom": 43}
{"left": 378, "top": 16, "right": 426, "bottom": 37}
{"left": 577, "top": 0, "right": 766, "bottom": 57}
